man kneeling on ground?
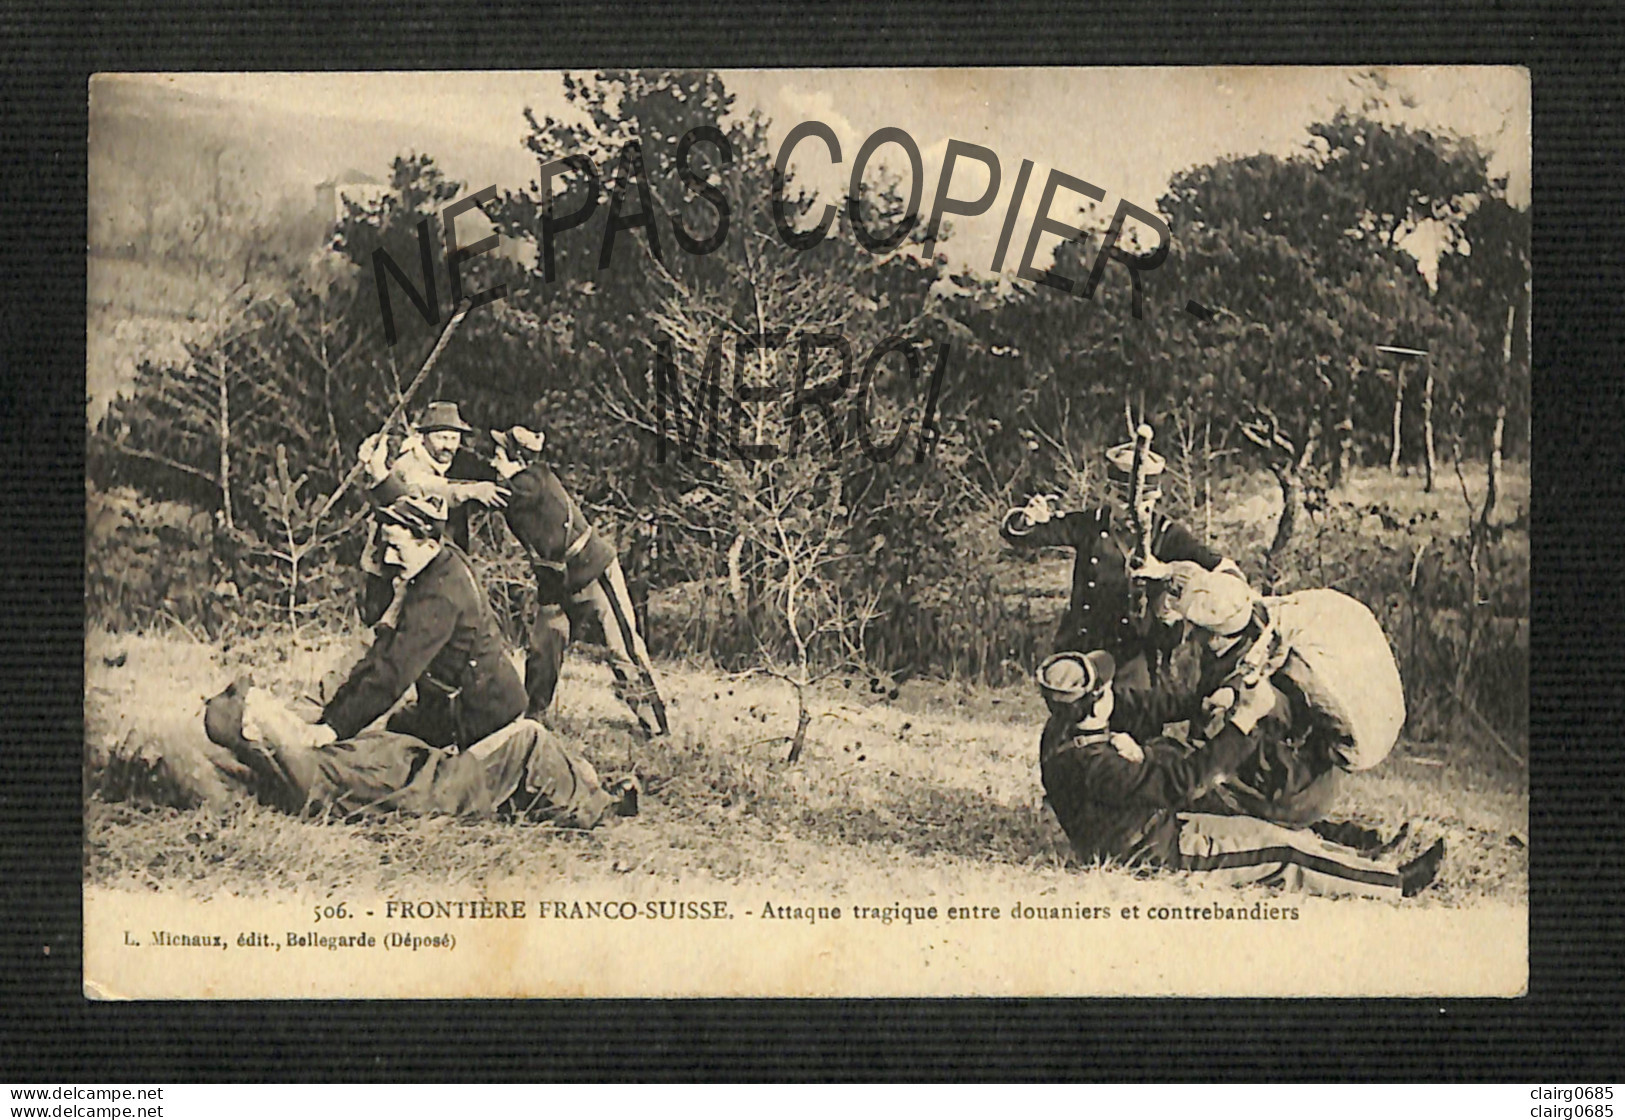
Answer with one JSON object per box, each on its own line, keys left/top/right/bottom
{"left": 1035, "top": 650, "right": 1444, "bottom": 900}
{"left": 202, "top": 495, "right": 634, "bottom": 825}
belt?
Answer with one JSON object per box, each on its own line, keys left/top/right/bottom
{"left": 563, "top": 526, "right": 593, "bottom": 561}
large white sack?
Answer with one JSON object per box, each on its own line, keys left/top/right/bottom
{"left": 1265, "top": 588, "right": 1406, "bottom": 771}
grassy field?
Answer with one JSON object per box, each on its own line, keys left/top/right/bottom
{"left": 84, "top": 615, "right": 1528, "bottom": 910}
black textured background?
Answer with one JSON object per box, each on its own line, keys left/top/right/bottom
{"left": 2, "top": 0, "right": 1621, "bottom": 1082}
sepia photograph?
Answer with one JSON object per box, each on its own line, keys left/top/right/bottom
{"left": 82, "top": 66, "right": 1529, "bottom": 998}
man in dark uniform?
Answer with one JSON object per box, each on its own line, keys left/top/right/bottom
{"left": 1034, "top": 650, "right": 1443, "bottom": 899}
{"left": 323, "top": 497, "right": 527, "bottom": 750}
{"left": 476, "top": 426, "right": 670, "bottom": 736}
{"left": 1002, "top": 438, "right": 1245, "bottom": 690}
{"left": 202, "top": 495, "right": 632, "bottom": 825}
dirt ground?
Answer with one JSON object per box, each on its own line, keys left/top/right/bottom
{"left": 83, "top": 624, "right": 1528, "bottom": 912}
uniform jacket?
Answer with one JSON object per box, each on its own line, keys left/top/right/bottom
{"left": 1039, "top": 677, "right": 1284, "bottom": 864}
{"left": 323, "top": 544, "right": 526, "bottom": 748}
{"left": 1002, "top": 505, "right": 1227, "bottom": 663}
{"left": 448, "top": 455, "right": 615, "bottom": 601}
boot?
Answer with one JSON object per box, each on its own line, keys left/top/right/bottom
{"left": 1400, "top": 839, "right": 1446, "bottom": 898}
{"left": 1309, "top": 819, "right": 1384, "bottom": 854}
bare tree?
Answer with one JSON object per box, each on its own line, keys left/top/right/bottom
{"left": 597, "top": 154, "right": 944, "bottom": 759}
{"left": 1239, "top": 402, "right": 1317, "bottom": 593}
{"left": 1421, "top": 358, "right": 1438, "bottom": 493}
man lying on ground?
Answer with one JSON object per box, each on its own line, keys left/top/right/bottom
{"left": 202, "top": 494, "right": 634, "bottom": 825}
{"left": 1035, "top": 650, "right": 1443, "bottom": 900}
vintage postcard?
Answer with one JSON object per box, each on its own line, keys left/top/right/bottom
{"left": 84, "top": 66, "right": 1529, "bottom": 998}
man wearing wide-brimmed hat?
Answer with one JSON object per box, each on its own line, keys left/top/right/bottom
{"left": 1033, "top": 649, "right": 1443, "bottom": 900}
{"left": 1002, "top": 434, "right": 1246, "bottom": 690}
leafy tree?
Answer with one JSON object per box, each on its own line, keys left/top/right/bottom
{"left": 1437, "top": 192, "right": 1531, "bottom": 523}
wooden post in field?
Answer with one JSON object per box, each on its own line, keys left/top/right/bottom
{"left": 1483, "top": 301, "right": 1515, "bottom": 531}
{"left": 1389, "top": 367, "right": 1405, "bottom": 473}
{"left": 216, "top": 356, "right": 233, "bottom": 530}
{"left": 1332, "top": 359, "right": 1358, "bottom": 489}
{"left": 1422, "top": 360, "right": 1436, "bottom": 494}
{"left": 1377, "top": 345, "right": 1428, "bottom": 483}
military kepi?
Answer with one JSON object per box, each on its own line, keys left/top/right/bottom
{"left": 1104, "top": 440, "right": 1166, "bottom": 492}
{"left": 375, "top": 495, "right": 447, "bottom": 540}
{"left": 1036, "top": 650, "right": 1116, "bottom": 705}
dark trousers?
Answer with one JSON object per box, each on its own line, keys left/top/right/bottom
{"left": 1194, "top": 732, "right": 1342, "bottom": 825}
{"left": 1170, "top": 812, "right": 1403, "bottom": 900}
{"left": 527, "top": 558, "right": 669, "bottom": 736}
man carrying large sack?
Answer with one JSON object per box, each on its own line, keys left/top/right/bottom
{"left": 1137, "top": 557, "right": 1408, "bottom": 824}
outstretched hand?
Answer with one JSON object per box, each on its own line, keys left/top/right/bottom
{"left": 1021, "top": 493, "right": 1059, "bottom": 525}
{"left": 464, "top": 481, "right": 510, "bottom": 509}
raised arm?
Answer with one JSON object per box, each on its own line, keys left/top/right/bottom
{"left": 1001, "top": 495, "right": 1099, "bottom": 550}
{"left": 1155, "top": 516, "right": 1246, "bottom": 581}
{"left": 1109, "top": 674, "right": 1207, "bottom": 743}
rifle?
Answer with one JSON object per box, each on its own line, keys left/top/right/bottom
{"left": 311, "top": 299, "right": 473, "bottom": 525}
{"left": 1126, "top": 422, "right": 1156, "bottom": 622}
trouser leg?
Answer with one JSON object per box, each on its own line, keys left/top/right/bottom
{"left": 580, "top": 560, "right": 669, "bottom": 735}
{"left": 508, "top": 721, "right": 617, "bottom": 828}
{"left": 396, "top": 720, "right": 609, "bottom": 826}
{"left": 1171, "top": 811, "right": 1404, "bottom": 900}
{"left": 524, "top": 601, "right": 572, "bottom": 718}
{"left": 1214, "top": 737, "right": 1341, "bottom": 825}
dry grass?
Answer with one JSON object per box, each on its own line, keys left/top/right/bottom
{"left": 1208, "top": 460, "right": 1530, "bottom": 544}
{"left": 84, "top": 623, "right": 1527, "bottom": 910}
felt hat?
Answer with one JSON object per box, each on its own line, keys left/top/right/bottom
{"left": 1036, "top": 650, "right": 1116, "bottom": 705}
{"left": 414, "top": 400, "right": 475, "bottom": 434}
